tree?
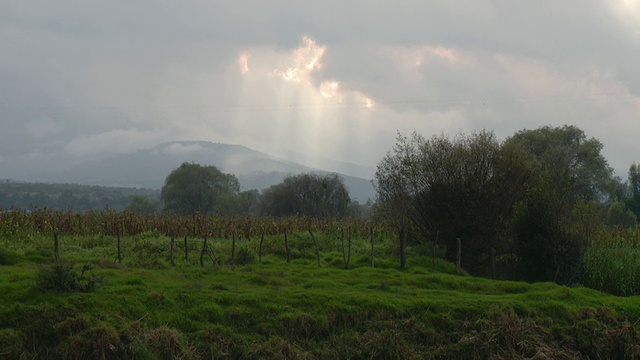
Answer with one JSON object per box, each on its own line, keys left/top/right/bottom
{"left": 625, "top": 163, "right": 640, "bottom": 218}
{"left": 505, "top": 125, "right": 614, "bottom": 207}
{"left": 505, "top": 126, "right": 616, "bottom": 282}
{"left": 161, "top": 163, "right": 239, "bottom": 215}
{"left": 512, "top": 188, "right": 557, "bottom": 282}
{"left": 260, "top": 173, "right": 350, "bottom": 218}
{"left": 607, "top": 201, "right": 637, "bottom": 228}
{"left": 374, "top": 132, "right": 423, "bottom": 270}
{"left": 125, "top": 195, "right": 162, "bottom": 215}
{"left": 374, "top": 131, "right": 540, "bottom": 274}
{"left": 512, "top": 187, "right": 582, "bottom": 284}
{"left": 215, "top": 190, "right": 260, "bottom": 216}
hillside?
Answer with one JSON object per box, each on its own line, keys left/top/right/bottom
{"left": 46, "top": 141, "right": 376, "bottom": 202}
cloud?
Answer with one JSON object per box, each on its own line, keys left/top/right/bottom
{"left": 160, "top": 143, "right": 206, "bottom": 156}
{"left": 1, "top": 0, "right": 640, "bottom": 182}
{"left": 63, "top": 129, "right": 162, "bottom": 157}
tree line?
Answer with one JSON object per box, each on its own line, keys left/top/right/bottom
{"left": 4, "top": 124, "right": 638, "bottom": 289}
{"left": 156, "top": 163, "right": 363, "bottom": 218}
{"left": 375, "top": 124, "right": 640, "bottom": 284}
{"left": 0, "top": 181, "right": 160, "bottom": 212}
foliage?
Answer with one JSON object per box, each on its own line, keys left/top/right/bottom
{"left": 215, "top": 189, "right": 260, "bottom": 216}
{"left": 2, "top": 233, "right": 640, "bottom": 358}
{"left": 505, "top": 125, "right": 614, "bottom": 205}
{"left": 0, "top": 248, "right": 17, "bottom": 265}
{"left": 260, "top": 173, "right": 351, "bottom": 218}
{"left": 627, "top": 163, "right": 640, "bottom": 218}
{"left": 374, "top": 130, "right": 540, "bottom": 274}
{"left": 583, "top": 228, "right": 640, "bottom": 296}
{"left": 606, "top": 201, "right": 637, "bottom": 228}
{"left": 512, "top": 188, "right": 556, "bottom": 282}
{"left": 234, "top": 245, "right": 256, "bottom": 265}
{"left": 161, "top": 162, "right": 240, "bottom": 215}
{"left": 36, "top": 261, "right": 102, "bottom": 293}
{"left": 124, "top": 195, "right": 162, "bottom": 215}
{"left": 0, "top": 180, "right": 160, "bottom": 212}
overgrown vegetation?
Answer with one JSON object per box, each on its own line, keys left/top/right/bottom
{"left": 0, "top": 180, "right": 160, "bottom": 212}
{"left": 374, "top": 125, "right": 640, "bottom": 288}
{"left": 35, "top": 261, "right": 102, "bottom": 293}
{"left": 5, "top": 124, "right": 640, "bottom": 357}
{"left": 1, "top": 229, "right": 640, "bottom": 359}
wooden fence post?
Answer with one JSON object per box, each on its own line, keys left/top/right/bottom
{"left": 117, "top": 232, "right": 122, "bottom": 264}
{"left": 341, "top": 227, "right": 347, "bottom": 268}
{"left": 347, "top": 226, "right": 352, "bottom": 269}
{"left": 184, "top": 236, "right": 188, "bottom": 263}
{"left": 309, "top": 229, "right": 321, "bottom": 267}
{"left": 230, "top": 233, "right": 236, "bottom": 265}
{"left": 456, "top": 238, "right": 461, "bottom": 275}
{"left": 170, "top": 237, "right": 175, "bottom": 266}
{"left": 284, "top": 228, "right": 291, "bottom": 263}
{"left": 259, "top": 226, "right": 265, "bottom": 264}
{"left": 491, "top": 248, "right": 496, "bottom": 279}
{"left": 370, "top": 227, "right": 375, "bottom": 268}
{"left": 432, "top": 231, "right": 439, "bottom": 269}
{"left": 400, "top": 227, "right": 407, "bottom": 270}
{"left": 54, "top": 232, "right": 59, "bottom": 262}
{"left": 200, "top": 236, "right": 207, "bottom": 267}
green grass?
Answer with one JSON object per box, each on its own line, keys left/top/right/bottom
{"left": 2, "top": 233, "right": 640, "bottom": 359}
{"left": 584, "top": 229, "right": 640, "bottom": 296}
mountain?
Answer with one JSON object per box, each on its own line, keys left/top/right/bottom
{"left": 48, "top": 141, "right": 376, "bottom": 202}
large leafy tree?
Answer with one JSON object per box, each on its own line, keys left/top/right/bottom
{"left": 505, "top": 125, "right": 614, "bottom": 207}
{"left": 260, "top": 173, "right": 351, "bottom": 218}
{"left": 375, "top": 130, "right": 540, "bottom": 274}
{"left": 504, "top": 125, "right": 615, "bottom": 283}
{"left": 161, "top": 163, "right": 240, "bottom": 215}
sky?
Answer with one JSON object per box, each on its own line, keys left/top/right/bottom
{"left": 1, "top": 1, "right": 639, "bottom": 181}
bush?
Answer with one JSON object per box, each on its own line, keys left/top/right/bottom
{"left": 36, "top": 261, "right": 102, "bottom": 293}
{"left": 0, "top": 248, "right": 16, "bottom": 265}
{"left": 235, "top": 245, "right": 256, "bottom": 266}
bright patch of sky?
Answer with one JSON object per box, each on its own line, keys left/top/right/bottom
{"left": 0, "top": 0, "right": 639, "bottom": 180}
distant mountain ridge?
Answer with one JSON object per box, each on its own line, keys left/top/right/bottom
{"left": 48, "top": 141, "right": 377, "bottom": 202}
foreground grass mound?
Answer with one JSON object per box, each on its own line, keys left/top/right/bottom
{"left": 2, "top": 233, "right": 640, "bottom": 358}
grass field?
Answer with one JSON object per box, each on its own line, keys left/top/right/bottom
{"left": 2, "top": 232, "right": 640, "bottom": 359}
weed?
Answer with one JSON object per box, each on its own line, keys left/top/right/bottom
{"left": 59, "top": 325, "right": 123, "bottom": 360}
{"left": 0, "top": 328, "right": 22, "bottom": 360}
{"left": 193, "top": 325, "right": 240, "bottom": 359}
{"left": 280, "top": 313, "right": 328, "bottom": 341}
{"left": 146, "top": 326, "right": 196, "bottom": 360}
{"left": 36, "top": 261, "right": 103, "bottom": 293}
{"left": 235, "top": 245, "right": 256, "bottom": 265}
{"left": 244, "top": 336, "right": 313, "bottom": 360}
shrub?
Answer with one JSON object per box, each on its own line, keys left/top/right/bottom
{"left": 36, "top": 261, "right": 102, "bottom": 293}
{"left": 235, "top": 245, "right": 256, "bottom": 266}
{"left": 0, "top": 248, "right": 16, "bottom": 265}
{"left": 146, "top": 326, "right": 196, "bottom": 360}
{"left": 59, "top": 326, "right": 123, "bottom": 360}
{"left": 0, "top": 328, "right": 23, "bottom": 359}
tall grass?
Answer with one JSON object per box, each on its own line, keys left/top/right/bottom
{"left": 4, "top": 230, "right": 640, "bottom": 358}
{"left": 583, "top": 227, "right": 640, "bottom": 296}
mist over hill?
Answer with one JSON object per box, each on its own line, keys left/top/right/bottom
{"left": 39, "top": 141, "right": 376, "bottom": 203}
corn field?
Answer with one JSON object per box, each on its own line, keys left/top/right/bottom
{"left": 0, "top": 209, "right": 382, "bottom": 239}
